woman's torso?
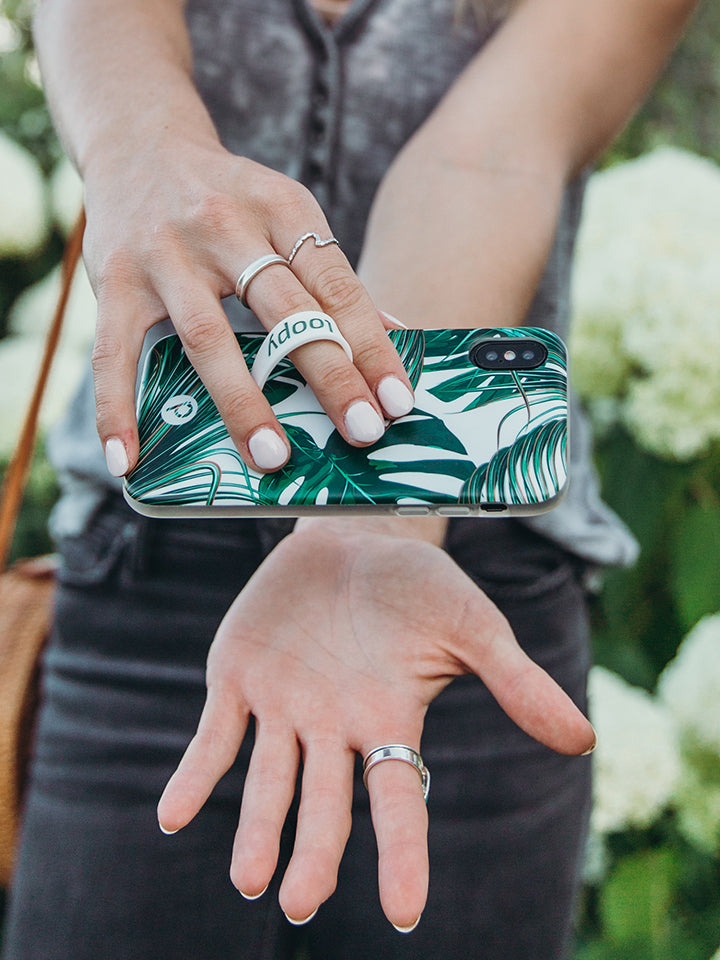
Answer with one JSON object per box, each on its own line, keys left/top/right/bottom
{"left": 47, "top": 0, "right": 637, "bottom": 567}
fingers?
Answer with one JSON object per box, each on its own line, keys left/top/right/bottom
{"left": 364, "top": 751, "right": 429, "bottom": 931}
{"left": 156, "top": 273, "right": 292, "bottom": 471}
{"left": 157, "top": 685, "right": 249, "bottom": 835}
{"left": 455, "top": 590, "right": 596, "bottom": 756}
{"left": 229, "top": 722, "right": 300, "bottom": 900}
{"left": 243, "top": 242, "right": 414, "bottom": 445}
{"left": 277, "top": 739, "right": 355, "bottom": 923}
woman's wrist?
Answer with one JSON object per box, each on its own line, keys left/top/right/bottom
{"left": 294, "top": 515, "right": 447, "bottom": 549}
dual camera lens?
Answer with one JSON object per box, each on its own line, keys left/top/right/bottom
{"left": 469, "top": 338, "right": 548, "bottom": 371}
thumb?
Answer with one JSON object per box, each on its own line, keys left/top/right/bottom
{"left": 452, "top": 588, "right": 595, "bottom": 757}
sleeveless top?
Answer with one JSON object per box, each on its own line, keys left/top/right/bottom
{"left": 47, "top": 0, "right": 638, "bottom": 567}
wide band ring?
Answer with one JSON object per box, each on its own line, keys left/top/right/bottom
{"left": 250, "top": 311, "right": 353, "bottom": 390}
{"left": 287, "top": 231, "right": 340, "bottom": 265}
{"left": 235, "top": 253, "right": 290, "bottom": 307}
{"left": 362, "top": 744, "right": 430, "bottom": 803}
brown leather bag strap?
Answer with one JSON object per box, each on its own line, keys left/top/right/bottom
{"left": 0, "top": 209, "right": 86, "bottom": 574}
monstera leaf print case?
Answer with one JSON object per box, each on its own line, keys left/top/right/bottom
{"left": 123, "top": 327, "right": 569, "bottom": 517}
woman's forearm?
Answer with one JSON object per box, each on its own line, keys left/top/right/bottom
{"left": 33, "top": 0, "right": 219, "bottom": 178}
{"left": 358, "top": 0, "right": 699, "bottom": 328}
{"left": 424, "top": 0, "right": 700, "bottom": 179}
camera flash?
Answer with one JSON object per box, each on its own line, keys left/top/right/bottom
{"left": 503, "top": 349, "right": 516, "bottom": 361}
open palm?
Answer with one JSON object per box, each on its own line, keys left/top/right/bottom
{"left": 157, "top": 524, "right": 594, "bottom": 929}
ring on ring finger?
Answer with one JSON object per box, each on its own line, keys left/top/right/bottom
{"left": 362, "top": 745, "right": 430, "bottom": 803}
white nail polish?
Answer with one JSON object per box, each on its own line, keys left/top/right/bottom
{"left": 158, "top": 823, "right": 180, "bottom": 836}
{"left": 248, "top": 428, "right": 288, "bottom": 470}
{"left": 345, "top": 401, "right": 385, "bottom": 444}
{"left": 581, "top": 726, "right": 598, "bottom": 756}
{"left": 104, "top": 437, "right": 129, "bottom": 477}
{"left": 240, "top": 883, "right": 269, "bottom": 901}
{"left": 379, "top": 310, "right": 408, "bottom": 329}
{"left": 377, "top": 376, "right": 414, "bottom": 418}
{"left": 392, "top": 916, "right": 421, "bottom": 934}
{"left": 284, "top": 907, "right": 318, "bottom": 926}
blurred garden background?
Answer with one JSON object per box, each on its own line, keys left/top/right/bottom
{"left": 1, "top": 0, "right": 720, "bottom": 957}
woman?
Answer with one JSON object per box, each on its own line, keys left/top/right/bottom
{"left": 2, "top": 0, "right": 695, "bottom": 957}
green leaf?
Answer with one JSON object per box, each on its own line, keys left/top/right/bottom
{"left": 599, "top": 848, "right": 679, "bottom": 947}
{"left": 461, "top": 417, "right": 566, "bottom": 505}
{"left": 259, "top": 413, "right": 475, "bottom": 506}
{"left": 669, "top": 503, "right": 720, "bottom": 631}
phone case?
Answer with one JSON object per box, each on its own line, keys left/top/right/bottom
{"left": 123, "top": 326, "right": 568, "bottom": 517}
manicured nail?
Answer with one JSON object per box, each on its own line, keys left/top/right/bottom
{"left": 392, "top": 916, "right": 422, "bottom": 933}
{"left": 248, "top": 428, "right": 288, "bottom": 470}
{"left": 284, "top": 907, "right": 318, "bottom": 926}
{"left": 104, "top": 437, "right": 129, "bottom": 477}
{"left": 158, "top": 823, "right": 180, "bottom": 836}
{"left": 377, "top": 376, "right": 414, "bottom": 418}
{"left": 345, "top": 401, "right": 385, "bottom": 443}
{"left": 239, "top": 883, "right": 269, "bottom": 901}
{"left": 581, "top": 726, "right": 598, "bottom": 756}
{"left": 379, "top": 310, "right": 408, "bottom": 329}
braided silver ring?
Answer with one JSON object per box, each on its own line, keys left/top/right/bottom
{"left": 287, "top": 231, "right": 340, "bottom": 265}
{"left": 235, "top": 253, "right": 290, "bottom": 307}
{"left": 362, "top": 744, "right": 430, "bottom": 803}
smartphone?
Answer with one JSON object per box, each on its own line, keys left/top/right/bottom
{"left": 123, "top": 326, "right": 568, "bottom": 518}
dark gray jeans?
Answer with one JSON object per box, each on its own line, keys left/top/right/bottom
{"left": 2, "top": 500, "right": 592, "bottom": 960}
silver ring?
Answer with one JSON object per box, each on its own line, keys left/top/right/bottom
{"left": 362, "top": 744, "right": 430, "bottom": 803}
{"left": 287, "top": 231, "right": 340, "bottom": 265}
{"left": 235, "top": 254, "right": 289, "bottom": 307}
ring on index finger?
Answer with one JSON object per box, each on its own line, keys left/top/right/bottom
{"left": 362, "top": 744, "right": 430, "bottom": 803}
{"left": 235, "top": 253, "right": 290, "bottom": 306}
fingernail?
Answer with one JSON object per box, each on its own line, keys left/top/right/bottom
{"left": 239, "top": 882, "right": 269, "bottom": 901}
{"left": 379, "top": 310, "right": 408, "bottom": 329}
{"left": 345, "top": 401, "right": 385, "bottom": 444}
{"left": 392, "top": 916, "right": 422, "bottom": 933}
{"left": 581, "top": 726, "right": 598, "bottom": 756}
{"left": 104, "top": 437, "right": 129, "bottom": 477}
{"left": 248, "top": 428, "right": 288, "bottom": 470}
{"left": 158, "top": 823, "right": 180, "bottom": 836}
{"left": 377, "top": 376, "right": 414, "bottom": 418}
{"left": 284, "top": 907, "right": 318, "bottom": 926}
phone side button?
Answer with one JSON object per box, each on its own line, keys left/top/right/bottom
{"left": 395, "top": 506, "right": 431, "bottom": 516}
{"left": 436, "top": 506, "right": 471, "bottom": 517}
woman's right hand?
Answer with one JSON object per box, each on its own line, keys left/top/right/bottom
{"left": 82, "top": 137, "right": 414, "bottom": 477}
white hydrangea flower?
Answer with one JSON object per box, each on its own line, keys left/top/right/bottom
{"left": 0, "top": 131, "right": 49, "bottom": 257}
{"left": 8, "top": 261, "right": 96, "bottom": 350}
{"left": 657, "top": 614, "right": 720, "bottom": 754}
{"left": 49, "top": 155, "right": 84, "bottom": 236}
{"left": 571, "top": 147, "right": 720, "bottom": 460}
{"left": 588, "top": 665, "right": 681, "bottom": 835}
{"left": 0, "top": 337, "right": 87, "bottom": 460}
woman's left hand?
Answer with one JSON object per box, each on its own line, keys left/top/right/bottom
{"left": 157, "top": 519, "right": 594, "bottom": 930}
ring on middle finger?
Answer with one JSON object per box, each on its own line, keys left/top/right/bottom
{"left": 235, "top": 253, "right": 290, "bottom": 307}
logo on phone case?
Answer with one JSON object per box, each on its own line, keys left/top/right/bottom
{"left": 161, "top": 394, "right": 198, "bottom": 425}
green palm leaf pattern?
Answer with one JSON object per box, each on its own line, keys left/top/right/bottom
{"left": 125, "top": 327, "right": 568, "bottom": 510}
{"left": 259, "top": 411, "right": 474, "bottom": 506}
{"left": 461, "top": 418, "right": 567, "bottom": 506}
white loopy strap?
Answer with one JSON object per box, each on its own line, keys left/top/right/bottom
{"left": 251, "top": 311, "right": 353, "bottom": 390}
